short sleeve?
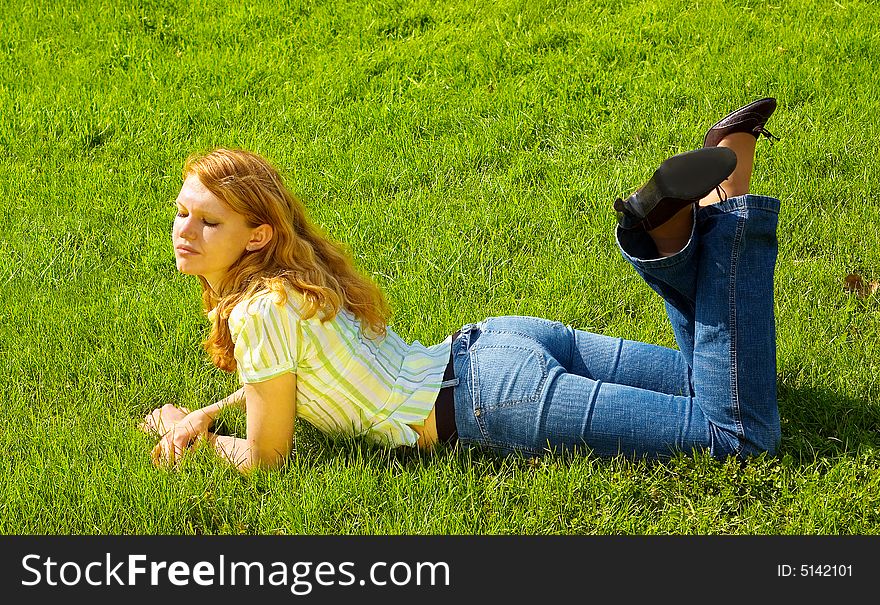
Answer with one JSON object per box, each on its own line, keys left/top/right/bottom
{"left": 228, "top": 293, "right": 297, "bottom": 383}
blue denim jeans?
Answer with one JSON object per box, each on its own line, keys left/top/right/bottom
{"left": 450, "top": 195, "right": 781, "bottom": 459}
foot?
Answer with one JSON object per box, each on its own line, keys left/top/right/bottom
{"left": 614, "top": 147, "right": 737, "bottom": 232}
{"left": 699, "top": 98, "right": 779, "bottom": 206}
{"left": 698, "top": 132, "right": 757, "bottom": 206}
{"left": 703, "top": 97, "right": 780, "bottom": 148}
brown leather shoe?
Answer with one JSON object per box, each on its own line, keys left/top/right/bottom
{"left": 614, "top": 147, "right": 737, "bottom": 231}
{"left": 703, "top": 97, "right": 780, "bottom": 147}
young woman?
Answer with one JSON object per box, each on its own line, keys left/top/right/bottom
{"left": 141, "top": 98, "right": 783, "bottom": 473}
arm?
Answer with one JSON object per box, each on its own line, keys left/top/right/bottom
{"left": 190, "top": 386, "right": 246, "bottom": 429}
{"left": 204, "top": 372, "right": 297, "bottom": 474}
{"left": 152, "top": 292, "right": 298, "bottom": 471}
{"left": 147, "top": 387, "right": 246, "bottom": 466}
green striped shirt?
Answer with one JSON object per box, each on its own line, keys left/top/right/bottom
{"left": 227, "top": 288, "right": 452, "bottom": 447}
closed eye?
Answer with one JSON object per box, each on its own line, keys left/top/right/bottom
{"left": 176, "top": 211, "right": 218, "bottom": 227}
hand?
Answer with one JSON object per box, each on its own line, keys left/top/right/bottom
{"left": 139, "top": 403, "right": 191, "bottom": 437}
{"left": 149, "top": 408, "right": 213, "bottom": 468}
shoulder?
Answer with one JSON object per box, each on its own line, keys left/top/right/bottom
{"left": 228, "top": 287, "right": 302, "bottom": 381}
{"left": 228, "top": 287, "right": 303, "bottom": 337}
{"left": 230, "top": 289, "right": 280, "bottom": 320}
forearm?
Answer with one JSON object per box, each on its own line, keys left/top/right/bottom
{"left": 204, "top": 433, "right": 254, "bottom": 472}
{"left": 200, "top": 378, "right": 295, "bottom": 474}
{"left": 198, "top": 387, "right": 246, "bottom": 426}
{"left": 203, "top": 432, "right": 290, "bottom": 474}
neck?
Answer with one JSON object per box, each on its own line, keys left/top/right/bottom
{"left": 200, "top": 273, "right": 226, "bottom": 297}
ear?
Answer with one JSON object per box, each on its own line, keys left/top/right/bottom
{"left": 246, "top": 224, "right": 274, "bottom": 252}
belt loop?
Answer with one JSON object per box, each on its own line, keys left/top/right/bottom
{"left": 457, "top": 325, "right": 472, "bottom": 355}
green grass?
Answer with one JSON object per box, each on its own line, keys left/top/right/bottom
{"left": 2, "top": 0, "right": 879, "bottom": 534}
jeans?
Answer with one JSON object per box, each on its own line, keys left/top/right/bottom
{"left": 450, "top": 195, "right": 781, "bottom": 459}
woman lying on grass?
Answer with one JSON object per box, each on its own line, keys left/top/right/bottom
{"left": 141, "top": 98, "right": 783, "bottom": 473}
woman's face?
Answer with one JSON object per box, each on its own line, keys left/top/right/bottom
{"left": 171, "top": 173, "right": 271, "bottom": 289}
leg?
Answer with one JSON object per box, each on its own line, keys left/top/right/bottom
{"left": 698, "top": 132, "right": 757, "bottom": 206}
{"left": 644, "top": 131, "right": 759, "bottom": 257}
{"left": 617, "top": 222, "right": 699, "bottom": 367}
{"left": 452, "top": 194, "right": 780, "bottom": 459}
{"left": 610, "top": 194, "right": 781, "bottom": 457}
{"left": 616, "top": 129, "right": 763, "bottom": 366}
{"left": 467, "top": 316, "right": 693, "bottom": 396}
{"left": 450, "top": 324, "right": 709, "bottom": 457}
{"left": 691, "top": 196, "right": 781, "bottom": 455}
{"left": 617, "top": 137, "right": 780, "bottom": 456}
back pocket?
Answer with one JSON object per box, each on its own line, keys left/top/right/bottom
{"left": 470, "top": 344, "right": 548, "bottom": 410}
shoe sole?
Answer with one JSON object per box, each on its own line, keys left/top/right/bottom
{"left": 648, "top": 146, "right": 737, "bottom": 200}
{"left": 621, "top": 147, "right": 737, "bottom": 229}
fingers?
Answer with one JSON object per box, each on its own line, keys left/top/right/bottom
{"left": 150, "top": 427, "right": 195, "bottom": 469}
{"left": 141, "top": 404, "right": 190, "bottom": 437}
{"left": 153, "top": 408, "right": 167, "bottom": 434}
{"left": 143, "top": 405, "right": 198, "bottom": 468}
{"left": 151, "top": 437, "right": 178, "bottom": 468}
{"left": 140, "top": 410, "right": 161, "bottom": 436}
{"left": 150, "top": 441, "right": 163, "bottom": 467}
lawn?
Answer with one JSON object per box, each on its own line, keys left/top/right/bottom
{"left": 1, "top": 0, "right": 879, "bottom": 534}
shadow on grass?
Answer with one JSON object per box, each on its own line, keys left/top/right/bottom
{"left": 777, "top": 382, "right": 880, "bottom": 462}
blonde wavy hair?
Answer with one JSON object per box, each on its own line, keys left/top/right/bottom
{"left": 183, "top": 148, "right": 390, "bottom": 372}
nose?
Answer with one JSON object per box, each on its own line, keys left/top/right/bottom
{"left": 173, "top": 215, "right": 196, "bottom": 241}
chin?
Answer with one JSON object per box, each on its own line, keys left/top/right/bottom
{"left": 174, "top": 259, "right": 198, "bottom": 275}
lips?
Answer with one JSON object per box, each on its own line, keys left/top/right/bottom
{"left": 175, "top": 245, "right": 198, "bottom": 255}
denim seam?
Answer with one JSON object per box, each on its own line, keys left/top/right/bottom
{"left": 610, "top": 339, "right": 623, "bottom": 380}
{"left": 622, "top": 241, "right": 695, "bottom": 270}
{"left": 469, "top": 438, "right": 544, "bottom": 457}
{"left": 727, "top": 213, "right": 746, "bottom": 456}
{"left": 566, "top": 324, "right": 575, "bottom": 368}
{"left": 481, "top": 325, "right": 555, "bottom": 344}
{"left": 707, "top": 194, "right": 781, "bottom": 215}
{"left": 468, "top": 344, "right": 483, "bottom": 438}
{"left": 580, "top": 379, "right": 601, "bottom": 443}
